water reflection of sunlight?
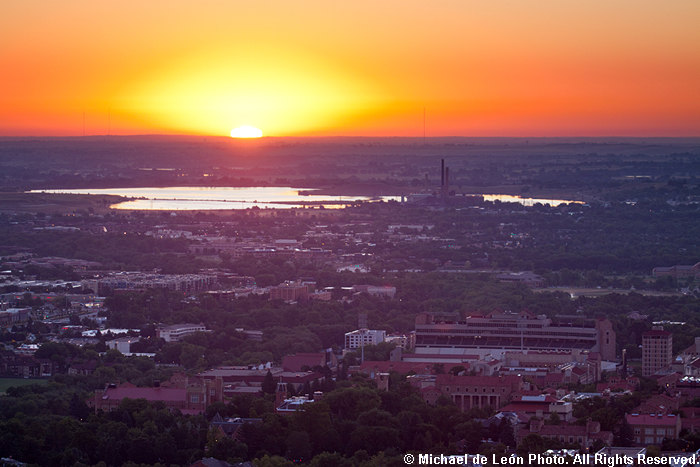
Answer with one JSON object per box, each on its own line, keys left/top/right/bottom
{"left": 479, "top": 194, "right": 583, "bottom": 206}
{"left": 32, "top": 186, "right": 400, "bottom": 210}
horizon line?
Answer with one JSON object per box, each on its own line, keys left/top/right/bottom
{"left": 1, "top": 134, "right": 700, "bottom": 140}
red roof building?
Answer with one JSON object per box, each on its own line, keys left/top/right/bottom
{"left": 91, "top": 383, "right": 210, "bottom": 415}
{"left": 626, "top": 413, "right": 681, "bottom": 446}
{"left": 596, "top": 376, "right": 640, "bottom": 393}
{"left": 357, "top": 360, "right": 436, "bottom": 376}
{"left": 197, "top": 366, "right": 324, "bottom": 395}
{"left": 518, "top": 418, "right": 613, "bottom": 450}
{"left": 432, "top": 374, "right": 523, "bottom": 411}
{"left": 679, "top": 407, "right": 700, "bottom": 433}
{"left": 282, "top": 352, "right": 336, "bottom": 372}
{"left": 677, "top": 377, "right": 700, "bottom": 403}
{"left": 500, "top": 394, "right": 573, "bottom": 422}
{"left": 634, "top": 394, "right": 680, "bottom": 415}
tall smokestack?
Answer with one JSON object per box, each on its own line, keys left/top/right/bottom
{"left": 441, "top": 159, "right": 445, "bottom": 187}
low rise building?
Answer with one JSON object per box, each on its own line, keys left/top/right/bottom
{"left": 197, "top": 366, "right": 325, "bottom": 396}
{"left": 679, "top": 407, "right": 700, "bottom": 433}
{"left": 269, "top": 281, "right": 308, "bottom": 302}
{"left": 106, "top": 336, "right": 141, "bottom": 354}
{"left": 633, "top": 393, "right": 680, "bottom": 415}
{"left": 355, "top": 360, "right": 436, "bottom": 379}
{"left": 677, "top": 376, "right": 700, "bottom": 401}
{"left": 385, "top": 332, "right": 416, "bottom": 351}
{"left": 421, "top": 374, "right": 524, "bottom": 411}
{"left": 282, "top": 351, "right": 336, "bottom": 372}
{"left": 84, "top": 272, "right": 217, "bottom": 295}
{"left": 90, "top": 382, "right": 211, "bottom": 415}
{"left": 0, "top": 353, "right": 57, "bottom": 378}
{"left": 652, "top": 262, "right": 700, "bottom": 279}
{"left": 496, "top": 271, "right": 545, "bottom": 287}
{"left": 520, "top": 418, "right": 613, "bottom": 450}
{"left": 501, "top": 394, "right": 574, "bottom": 422}
{"left": 352, "top": 285, "right": 396, "bottom": 298}
{"left": 157, "top": 323, "right": 208, "bottom": 342}
{"left": 626, "top": 413, "right": 681, "bottom": 446}
{"left": 276, "top": 395, "right": 317, "bottom": 414}
{"left": 344, "top": 329, "right": 386, "bottom": 350}
{"left": 0, "top": 308, "right": 31, "bottom": 328}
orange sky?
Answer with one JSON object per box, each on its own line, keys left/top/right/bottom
{"left": 1, "top": 1, "right": 699, "bottom": 137}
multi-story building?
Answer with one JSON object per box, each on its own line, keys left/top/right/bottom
{"left": 0, "top": 307, "right": 31, "bottom": 328}
{"left": 0, "top": 354, "right": 57, "bottom": 378}
{"left": 652, "top": 262, "right": 700, "bottom": 279}
{"left": 84, "top": 272, "right": 217, "bottom": 295}
{"left": 352, "top": 285, "right": 397, "bottom": 298}
{"left": 91, "top": 381, "right": 215, "bottom": 415}
{"left": 385, "top": 332, "right": 416, "bottom": 351}
{"left": 501, "top": 394, "right": 574, "bottom": 422}
{"left": 269, "top": 281, "right": 308, "bottom": 302}
{"left": 626, "top": 413, "right": 681, "bottom": 446}
{"left": 344, "top": 329, "right": 386, "bottom": 350}
{"left": 197, "top": 366, "right": 324, "bottom": 396}
{"left": 420, "top": 374, "right": 523, "bottom": 411}
{"left": 642, "top": 329, "right": 673, "bottom": 377}
{"left": 157, "top": 323, "right": 208, "bottom": 342}
{"left": 414, "top": 311, "right": 616, "bottom": 361}
{"left": 106, "top": 336, "right": 141, "bottom": 354}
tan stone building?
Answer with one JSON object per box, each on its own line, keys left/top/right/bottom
{"left": 642, "top": 329, "right": 673, "bottom": 377}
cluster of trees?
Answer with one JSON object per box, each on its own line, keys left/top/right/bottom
{"left": 8, "top": 365, "right": 700, "bottom": 466}
{"left": 0, "top": 367, "right": 515, "bottom": 466}
{"left": 0, "top": 229, "right": 201, "bottom": 273}
{"left": 0, "top": 382, "right": 207, "bottom": 466}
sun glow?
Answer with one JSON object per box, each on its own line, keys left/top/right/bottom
{"left": 3, "top": 2, "right": 699, "bottom": 136}
{"left": 116, "top": 47, "right": 383, "bottom": 136}
{"left": 230, "top": 126, "right": 263, "bottom": 138}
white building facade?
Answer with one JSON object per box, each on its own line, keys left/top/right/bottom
{"left": 344, "top": 329, "right": 386, "bottom": 349}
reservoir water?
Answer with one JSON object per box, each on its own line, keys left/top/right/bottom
{"left": 478, "top": 194, "right": 584, "bottom": 206}
{"left": 32, "top": 186, "right": 400, "bottom": 210}
{"left": 31, "top": 187, "right": 582, "bottom": 210}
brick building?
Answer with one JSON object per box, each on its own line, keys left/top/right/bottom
{"left": 269, "top": 281, "right": 308, "bottom": 302}
{"left": 425, "top": 374, "right": 523, "bottom": 411}
{"left": 91, "top": 381, "right": 216, "bottom": 415}
{"left": 642, "top": 330, "right": 673, "bottom": 377}
{"left": 519, "top": 418, "right": 613, "bottom": 450}
{"left": 626, "top": 413, "right": 681, "bottom": 446}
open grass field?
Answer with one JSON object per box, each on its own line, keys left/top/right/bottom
{"left": 0, "top": 192, "right": 125, "bottom": 214}
{"left": 535, "top": 287, "right": 683, "bottom": 298}
{"left": 0, "top": 377, "right": 48, "bottom": 394}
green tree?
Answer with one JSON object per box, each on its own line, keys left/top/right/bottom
{"left": 324, "top": 387, "right": 382, "bottom": 421}
{"left": 262, "top": 370, "right": 276, "bottom": 395}
{"left": 285, "top": 431, "right": 312, "bottom": 462}
{"left": 516, "top": 433, "right": 548, "bottom": 456}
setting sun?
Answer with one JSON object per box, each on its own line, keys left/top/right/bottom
{"left": 230, "top": 126, "right": 263, "bottom": 138}
{"left": 0, "top": 1, "right": 698, "bottom": 137}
